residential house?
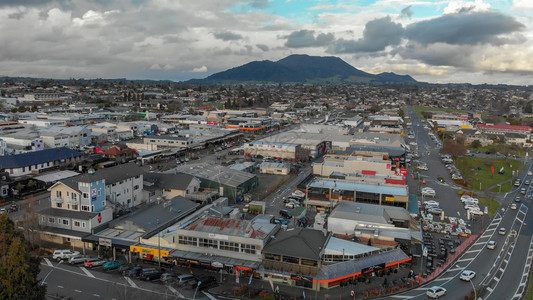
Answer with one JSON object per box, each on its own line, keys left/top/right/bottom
{"left": 0, "top": 147, "right": 84, "bottom": 177}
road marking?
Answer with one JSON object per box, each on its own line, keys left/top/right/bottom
{"left": 388, "top": 296, "right": 413, "bottom": 299}
{"left": 465, "top": 249, "right": 479, "bottom": 254}
{"left": 456, "top": 258, "right": 474, "bottom": 262}
{"left": 125, "top": 276, "right": 138, "bottom": 288}
{"left": 447, "top": 267, "right": 462, "bottom": 272}
{"left": 486, "top": 287, "right": 493, "bottom": 292}
{"left": 167, "top": 285, "right": 184, "bottom": 298}
{"left": 80, "top": 267, "right": 95, "bottom": 278}
{"left": 57, "top": 285, "right": 64, "bottom": 288}
{"left": 44, "top": 258, "right": 53, "bottom": 267}
{"left": 432, "top": 276, "right": 453, "bottom": 281}
{"left": 74, "top": 290, "right": 82, "bottom": 293}
{"left": 203, "top": 292, "right": 218, "bottom": 300}
{"left": 93, "top": 294, "right": 100, "bottom": 297}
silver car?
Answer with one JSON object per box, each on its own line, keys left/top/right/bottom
{"left": 68, "top": 255, "right": 86, "bottom": 264}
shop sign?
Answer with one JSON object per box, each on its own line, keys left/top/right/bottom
{"left": 385, "top": 196, "right": 394, "bottom": 202}
{"left": 290, "top": 274, "right": 313, "bottom": 282}
{"left": 362, "top": 263, "right": 386, "bottom": 273}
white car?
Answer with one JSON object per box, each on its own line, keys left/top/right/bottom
{"left": 461, "top": 196, "right": 478, "bottom": 204}
{"left": 53, "top": 249, "right": 80, "bottom": 261}
{"left": 511, "top": 203, "right": 518, "bottom": 210}
{"left": 424, "top": 200, "right": 440, "bottom": 206}
{"left": 418, "top": 165, "right": 429, "bottom": 171}
{"left": 487, "top": 240, "right": 497, "bottom": 249}
{"left": 460, "top": 270, "right": 476, "bottom": 281}
{"left": 469, "top": 209, "right": 484, "bottom": 216}
{"left": 528, "top": 171, "right": 533, "bottom": 176}
{"left": 499, "top": 228, "right": 507, "bottom": 235}
{"left": 426, "top": 286, "right": 447, "bottom": 298}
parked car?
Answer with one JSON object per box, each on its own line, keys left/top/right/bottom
{"left": 424, "top": 200, "right": 440, "bottom": 206}
{"left": 279, "top": 209, "right": 292, "bottom": 219}
{"left": 176, "top": 274, "right": 196, "bottom": 286}
{"left": 460, "top": 270, "right": 476, "bottom": 281}
{"left": 511, "top": 203, "right": 518, "bottom": 210}
{"left": 68, "top": 255, "right": 86, "bottom": 264}
{"left": 428, "top": 208, "right": 444, "bottom": 215}
{"left": 487, "top": 240, "right": 497, "bottom": 249}
{"left": 139, "top": 268, "right": 163, "bottom": 281}
{"left": 528, "top": 171, "right": 532, "bottom": 176}
{"left": 499, "top": 228, "right": 506, "bottom": 235}
{"left": 103, "top": 261, "right": 124, "bottom": 271}
{"left": 85, "top": 258, "right": 106, "bottom": 268}
{"left": 274, "top": 218, "right": 288, "bottom": 226}
{"left": 426, "top": 286, "right": 447, "bottom": 298}
{"left": 160, "top": 273, "right": 178, "bottom": 283}
{"left": 126, "top": 266, "right": 142, "bottom": 277}
{"left": 521, "top": 188, "right": 526, "bottom": 194}
{"left": 515, "top": 196, "right": 522, "bottom": 202}
{"left": 53, "top": 249, "right": 80, "bottom": 261}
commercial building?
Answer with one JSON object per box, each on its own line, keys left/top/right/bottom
{"left": 176, "top": 163, "right": 258, "bottom": 202}
{"left": 0, "top": 147, "right": 84, "bottom": 177}
{"left": 143, "top": 136, "right": 193, "bottom": 149}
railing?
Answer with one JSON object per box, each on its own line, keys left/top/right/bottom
{"left": 50, "top": 196, "right": 63, "bottom": 203}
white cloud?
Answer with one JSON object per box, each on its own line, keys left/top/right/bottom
{"left": 191, "top": 65, "right": 208, "bottom": 72}
{"left": 149, "top": 64, "right": 162, "bottom": 70}
{"left": 512, "top": 0, "right": 533, "bottom": 10}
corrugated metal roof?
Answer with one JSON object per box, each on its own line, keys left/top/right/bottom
{"left": 0, "top": 147, "right": 83, "bottom": 169}
{"left": 308, "top": 178, "right": 408, "bottom": 196}
{"left": 325, "top": 237, "right": 379, "bottom": 256}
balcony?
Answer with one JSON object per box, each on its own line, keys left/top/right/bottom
{"left": 51, "top": 196, "right": 63, "bottom": 203}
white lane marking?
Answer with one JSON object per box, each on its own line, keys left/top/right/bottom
{"left": 44, "top": 258, "right": 53, "bottom": 267}
{"left": 80, "top": 267, "right": 95, "bottom": 278}
{"left": 168, "top": 286, "right": 184, "bottom": 298}
{"left": 486, "top": 287, "right": 493, "bottom": 292}
{"left": 57, "top": 285, "right": 64, "bottom": 288}
{"left": 432, "top": 276, "right": 453, "bottom": 281}
{"left": 93, "top": 294, "right": 100, "bottom": 297}
{"left": 388, "top": 296, "right": 413, "bottom": 299}
{"left": 74, "top": 290, "right": 82, "bottom": 293}
{"left": 456, "top": 258, "right": 474, "bottom": 262}
{"left": 125, "top": 276, "right": 138, "bottom": 288}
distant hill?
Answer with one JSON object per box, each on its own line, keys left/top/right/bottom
{"left": 186, "top": 54, "right": 417, "bottom": 85}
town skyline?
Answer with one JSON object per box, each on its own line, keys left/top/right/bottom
{"left": 0, "top": 0, "right": 532, "bottom": 85}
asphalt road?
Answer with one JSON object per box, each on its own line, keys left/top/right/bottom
{"left": 39, "top": 258, "right": 212, "bottom": 300}
{"left": 391, "top": 107, "right": 533, "bottom": 299}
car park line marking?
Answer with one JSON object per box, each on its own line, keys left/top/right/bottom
{"left": 80, "top": 267, "right": 95, "bottom": 278}
{"left": 486, "top": 287, "right": 493, "bottom": 292}
{"left": 388, "top": 295, "right": 413, "bottom": 299}
{"left": 44, "top": 258, "right": 53, "bottom": 267}
{"left": 125, "top": 276, "right": 138, "bottom": 288}
{"left": 167, "top": 286, "right": 184, "bottom": 298}
{"left": 74, "top": 290, "right": 82, "bottom": 293}
{"left": 93, "top": 294, "right": 100, "bottom": 297}
{"left": 456, "top": 257, "right": 474, "bottom": 262}
{"left": 432, "top": 276, "right": 453, "bottom": 281}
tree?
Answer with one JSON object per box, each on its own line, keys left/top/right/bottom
{"left": 471, "top": 140, "right": 482, "bottom": 149}
{"left": 0, "top": 214, "right": 46, "bottom": 299}
{"left": 440, "top": 140, "right": 467, "bottom": 158}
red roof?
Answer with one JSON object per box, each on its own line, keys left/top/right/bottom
{"left": 478, "top": 124, "right": 531, "bottom": 132}
{"left": 102, "top": 147, "right": 138, "bottom": 156}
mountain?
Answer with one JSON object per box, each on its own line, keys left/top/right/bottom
{"left": 186, "top": 54, "right": 417, "bottom": 85}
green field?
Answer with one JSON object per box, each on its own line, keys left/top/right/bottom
{"left": 455, "top": 157, "right": 521, "bottom": 192}
{"left": 413, "top": 106, "right": 467, "bottom": 118}
{"left": 478, "top": 197, "right": 499, "bottom": 218}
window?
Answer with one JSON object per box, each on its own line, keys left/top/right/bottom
{"left": 74, "top": 221, "right": 81, "bottom": 227}
{"left": 81, "top": 205, "right": 90, "bottom": 212}
{"left": 71, "top": 193, "right": 77, "bottom": 200}
{"left": 241, "top": 244, "right": 256, "bottom": 254}
{"left": 264, "top": 253, "right": 281, "bottom": 261}
{"left": 71, "top": 205, "right": 78, "bottom": 210}
{"left": 82, "top": 222, "right": 86, "bottom": 228}
{"left": 178, "top": 236, "right": 197, "bottom": 246}
{"left": 127, "top": 199, "right": 131, "bottom": 204}
{"left": 56, "top": 191, "right": 62, "bottom": 197}
{"left": 67, "top": 191, "right": 70, "bottom": 196}
{"left": 220, "top": 241, "right": 239, "bottom": 252}
{"left": 41, "top": 216, "right": 46, "bottom": 222}
{"left": 112, "top": 183, "right": 116, "bottom": 187}
{"left": 133, "top": 185, "right": 139, "bottom": 190}
{"left": 97, "top": 190, "right": 101, "bottom": 196}
{"left": 83, "top": 193, "right": 89, "bottom": 198}
{"left": 48, "top": 217, "right": 55, "bottom": 223}
{"left": 199, "top": 238, "right": 218, "bottom": 248}
{"left": 282, "top": 255, "right": 299, "bottom": 264}
{"left": 62, "top": 219, "right": 69, "bottom": 225}
{"left": 102, "top": 201, "right": 105, "bottom": 206}
{"left": 135, "top": 175, "right": 140, "bottom": 179}
{"left": 56, "top": 203, "right": 62, "bottom": 208}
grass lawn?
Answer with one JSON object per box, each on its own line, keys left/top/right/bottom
{"left": 455, "top": 157, "right": 521, "bottom": 192}
{"left": 413, "top": 106, "right": 467, "bottom": 118}
{"left": 469, "top": 145, "right": 527, "bottom": 157}
{"left": 478, "top": 197, "right": 499, "bottom": 218}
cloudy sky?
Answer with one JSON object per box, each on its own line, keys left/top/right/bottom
{"left": 0, "top": 0, "right": 532, "bottom": 85}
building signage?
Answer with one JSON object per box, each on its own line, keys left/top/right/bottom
{"left": 208, "top": 233, "right": 229, "bottom": 240}
{"left": 385, "top": 196, "right": 395, "bottom": 202}
{"left": 362, "top": 263, "right": 386, "bottom": 274}
{"left": 290, "top": 274, "right": 313, "bottom": 282}
{"left": 91, "top": 195, "right": 97, "bottom": 202}
{"left": 99, "top": 238, "right": 112, "bottom": 247}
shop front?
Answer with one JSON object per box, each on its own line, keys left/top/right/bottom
{"left": 130, "top": 245, "right": 171, "bottom": 264}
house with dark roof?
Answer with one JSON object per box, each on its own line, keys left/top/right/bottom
{"left": 143, "top": 172, "right": 202, "bottom": 203}
{"left": 48, "top": 163, "right": 144, "bottom": 214}
{"left": 0, "top": 147, "right": 84, "bottom": 177}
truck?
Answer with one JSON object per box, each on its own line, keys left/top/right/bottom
{"left": 247, "top": 201, "right": 266, "bottom": 214}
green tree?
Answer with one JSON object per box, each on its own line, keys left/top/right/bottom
{"left": 0, "top": 214, "right": 46, "bottom": 299}
{"left": 471, "top": 140, "right": 482, "bottom": 149}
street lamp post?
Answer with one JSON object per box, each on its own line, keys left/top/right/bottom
{"left": 157, "top": 219, "right": 161, "bottom": 268}
{"left": 469, "top": 279, "right": 477, "bottom": 300}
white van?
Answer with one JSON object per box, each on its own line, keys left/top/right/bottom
{"left": 53, "top": 249, "right": 80, "bottom": 261}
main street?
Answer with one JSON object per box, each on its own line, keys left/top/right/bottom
{"left": 392, "top": 107, "right": 533, "bottom": 299}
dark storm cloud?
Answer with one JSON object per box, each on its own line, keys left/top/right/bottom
{"left": 256, "top": 44, "right": 269, "bottom": 51}
{"left": 393, "top": 42, "right": 476, "bottom": 68}
{"left": 401, "top": 5, "right": 413, "bottom": 19}
{"left": 405, "top": 11, "right": 525, "bottom": 46}
{"left": 284, "top": 29, "right": 335, "bottom": 48}
{"left": 328, "top": 16, "right": 404, "bottom": 53}
{"left": 213, "top": 31, "right": 243, "bottom": 41}
{"left": 8, "top": 11, "right": 26, "bottom": 19}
